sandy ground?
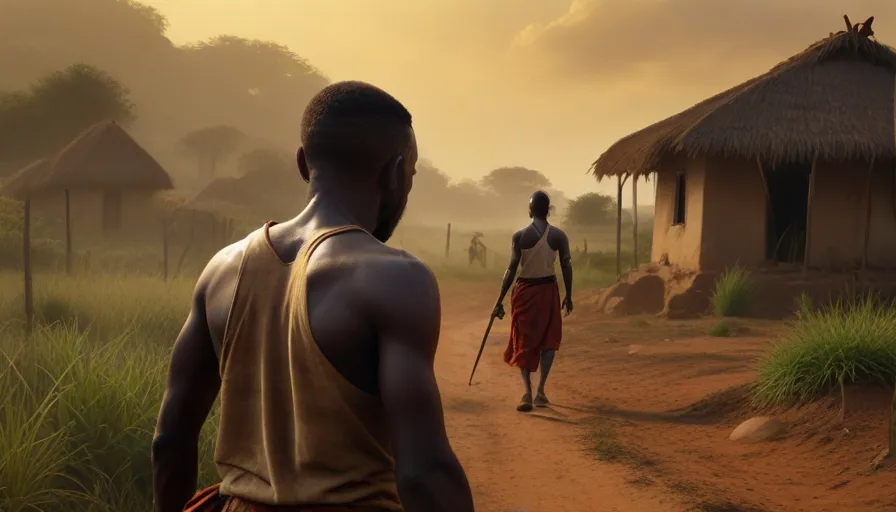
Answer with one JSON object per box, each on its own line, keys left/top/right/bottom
{"left": 434, "top": 281, "right": 896, "bottom": 512}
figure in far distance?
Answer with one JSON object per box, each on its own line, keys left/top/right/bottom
{"left": 491, "top": 190, "right": 573, "bottom": 412}
{"left": 152, "top": 81, "right": 473, "bottom": 512}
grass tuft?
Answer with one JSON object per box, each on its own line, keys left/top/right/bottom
{"left": 711, "top": 265, "right": 755, "bottom": 317}
{"left": 753, "top": 294, "right": 896, "bottom": 407}
{"left": 708, "top": 321, "right": 732, "bottom": 338}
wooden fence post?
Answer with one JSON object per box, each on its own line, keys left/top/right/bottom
{"left": 445, "top": 223, "right": 451, "bottom": 259}
{"left": 23, "top": 199, "right": 33, "bottom": 336}
{"left": 162, "top": 218, "right": 169, "bottom": 281}
{"left": 64, "top": 189, "right": 72, "bottom": 275}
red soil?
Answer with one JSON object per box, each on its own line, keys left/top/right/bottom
{"left": 435, "top": 281, "right": 896, "bottom": 512}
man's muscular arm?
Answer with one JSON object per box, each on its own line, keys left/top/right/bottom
{"left": 557, "top": 230, "right": 574, "bottom": 313}
{"left": 494, "top": 231, "right": 522, "bottom": 314}
{"left": 371, "top": 260, "right": 474, "bottom": 512}
{"left": 152, "top": 267, "right": 222, "bottom": 512}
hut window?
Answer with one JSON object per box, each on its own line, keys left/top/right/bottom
{"left": 102, "top": 191, "right": 122, "bottom": 231}
{"left": 672, "top": 171, "right": 686, "bottom": 225}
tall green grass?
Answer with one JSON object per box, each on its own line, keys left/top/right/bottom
{"left": 0, "top": 273, "right": 219, "bottom": 511}
{"left": 711, "top": 265, "right": 755, "bottom": 317}
{"left": 753, "top": 294, "right": 896, "bottom": 407}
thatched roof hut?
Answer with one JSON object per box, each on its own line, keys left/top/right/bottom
{"left": 590, "top": 17, "right": 896, "bottom": 274}
{"left": 0, "top": 120, "right": 173, "bottom": 199}
{"left": 0, "top": 121, "right": 175, "bottom": 275}
{"left": 590, "top": 17, "right": 896, "bottom": 179}
{"left": 188, "top": 167, "right": 308, "bottom": 222}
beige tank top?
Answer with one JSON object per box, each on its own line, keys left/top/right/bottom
{"left": 518, "top": 225, "right": 556, "bottom": 279}
{"left": 215, "top": 224, "right": 402, "bottom": 510}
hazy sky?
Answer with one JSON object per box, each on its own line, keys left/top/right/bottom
{"left": 143, "top": 0, "right": 892, "bottom": 200}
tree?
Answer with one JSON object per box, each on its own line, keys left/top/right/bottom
{"left": 179, "top": 125, "right": 246, "bottom": 182}
{"left": 0, "top": 63, "right": 135, "bottom": 164}
{"left": 564, "top": 192, "right": 618, "bottom": 227}
{"left": 479, "top": 166, "right": 552, "bottom": 197}
{"left": 180, "top": 37, "right": 328, "bottom": 144}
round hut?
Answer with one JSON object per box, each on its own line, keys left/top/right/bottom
{"left": 0, "top": 120, "right": 174, "bottom": 271}
{"left": 590, "top": 16, "right": 896, "bottom": 274}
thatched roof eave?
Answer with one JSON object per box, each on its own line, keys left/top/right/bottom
{"left": 590, "top": 25, "right": 896, "bottom": 179}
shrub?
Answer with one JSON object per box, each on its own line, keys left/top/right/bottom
{"left": 753, "top": 294, "right": 896, "bottom": 407}
{"left": 711, "top": 265, "right": 755, "bottom": 317}
{"left": 708, "top": 321, "right": 732, "bottom": 338}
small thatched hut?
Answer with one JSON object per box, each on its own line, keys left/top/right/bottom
{"left": 1, "top": 120, "right": 173, "bottom": 242}
{"left": 591, "top": 17, "right": 896, "bottom": 273}
{"left": 189, "top": 167, "right": 308, "bottom": 223}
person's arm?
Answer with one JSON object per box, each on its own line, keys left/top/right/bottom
{"left": 557, "top": 230, "right": 574, "bottom": 313}
{"left": 152, "top": 270, "right": 222, "bottom": 512}
{"left": 372, "top": 260, "right": 474, "bottom": 512}
{"left": 494, "top": 231, "right": 522, "bottom": 313}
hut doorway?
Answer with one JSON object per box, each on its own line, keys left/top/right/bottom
{"left": 102, "top": 191, "right": 123, "bottom": 232}
{"left": 765, "top": 162, "right": 810, "bottom": 263}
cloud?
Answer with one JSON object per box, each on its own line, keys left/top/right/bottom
{"left": 513, "top": 0, "right": 895, "bottom": 85}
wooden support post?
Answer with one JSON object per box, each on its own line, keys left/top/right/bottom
{"left": 583, "top": 239, "right": 588, "bottom": 255}
{"left": 64, "top": 189, "right": 72, "bottom": 275}
{"left": 632, "top": 173, "right": 639, "bottom": 268}
{"left": 803, "top": 156, "right": 818, "bottom": 277}
{"left": 162, "top": 218, "right": 169, "bottom": 281}
{"left": 23, "top": 199, "right": 33, "bottom": 336}
{"left": 756, "top": 157, "right": 775, "bottom": 260}
{"left": 861, "top": 157, "right": 876, "bottom": 271}
{"left": 616, "top": 174, "right": 629, "bottom": 277}
{"left": 445, "top": 223, "right": 451, "bottom": 259}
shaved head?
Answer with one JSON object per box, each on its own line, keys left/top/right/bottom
{"left": 300, "top": 81, "right": 414, "bottom": 174}
{"left": 529, "top": 190, "right": 550, "bottom": 219}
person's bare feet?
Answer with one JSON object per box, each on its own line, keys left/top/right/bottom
{"left": 517, "top": 393, "right": 533, "bottom": 412}
{"left": 534, "top": 392, "right": 549, "bottom": 407}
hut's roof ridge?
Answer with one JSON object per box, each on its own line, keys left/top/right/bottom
{"left": 591, "top": 18, "right": 896, "bottom": 178}
{"left": 0, "top": 120, "right": 174, "bottom": 199}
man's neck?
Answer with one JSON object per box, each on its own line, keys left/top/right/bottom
{"left": 298, "top": 187, "right": 379, "bottom": 234}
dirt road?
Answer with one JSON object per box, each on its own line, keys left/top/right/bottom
{"left": 434, "top": 281, "right": 896, "bottom": 512}
{"left": 434, "top": 281, "right": 683, "bottom": 512}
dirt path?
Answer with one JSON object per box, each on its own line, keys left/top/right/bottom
{"left": 433, "top": 281, "right": 896, "bottom": 512}
{"left": 434, "top": 282, "right": 683, "bottom": 512}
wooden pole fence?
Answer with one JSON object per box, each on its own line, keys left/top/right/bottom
{"left": 445, "top": 223, "right": 451, "bottom": 259}
{"left": 23, "top": 199, "right": 33, "bottom": 336}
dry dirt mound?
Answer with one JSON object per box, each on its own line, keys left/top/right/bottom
{"left": 594, "top": 266, "right": 896, "bottom": 319}
{"left": 595, "top": 264, "right": 716, "bottom": 319}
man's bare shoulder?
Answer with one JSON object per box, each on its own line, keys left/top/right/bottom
{"left": 310, "top": 233, "right": 437, "bottom": 296}
{"left": 196, "top": 233, "right": 254, "bottom": 298}
{"left": 349, "top": 243, "right": 439, "bottom": 314}
{"left": 548, "top": 225, "right": 569, "bottom": 240}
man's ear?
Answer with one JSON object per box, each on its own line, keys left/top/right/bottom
{"left": 379, "top": 155, "right": 404, "bottom": 192}
{"left": 297, "top": 147, "right": 310, "bottom": 183}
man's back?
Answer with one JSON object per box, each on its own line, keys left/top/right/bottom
{"left": 152, "top": 81, "right": 473, "bottom": 512}
{"left": 209, "top": 222, "right": 403, "bottom": 508}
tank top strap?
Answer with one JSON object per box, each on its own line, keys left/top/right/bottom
{"left": 297, "top": 225, "right": 368, "bottom": 274}
{"left": 291, "top": 225, "right": 370, "bottom": 352}
{"left": 538, "top": 225, "right": 551, "bottom": 245}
